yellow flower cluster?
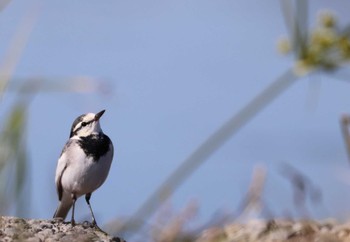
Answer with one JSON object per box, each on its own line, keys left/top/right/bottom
{"left": 277, "top": 10, "right": 350, "bottom": 75}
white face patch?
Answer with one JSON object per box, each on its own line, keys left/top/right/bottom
{"left": 71, "top": 113, "right": 102, "bottom": 137}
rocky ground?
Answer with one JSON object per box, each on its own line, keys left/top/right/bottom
{"left": 0, "top": 216, "right": 125, "bottom": 242}
{"left": 3, "top": 216, "right": 350, "bottom": 241}
{"left": 196, "top": 219, "right": 350, "bottom": 242}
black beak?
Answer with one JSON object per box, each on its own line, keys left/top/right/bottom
{"left": 95, "top": 110, "right": 105, "bottom": 121}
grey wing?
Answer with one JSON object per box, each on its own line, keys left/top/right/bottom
{"left": 109, "top": 140, "right": 114, "bottom": 158}
{"left": 55, "top": 139, "right": 75, "bottom": 200}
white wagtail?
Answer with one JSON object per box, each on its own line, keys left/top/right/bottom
{"left": 53, "top": 110, "right": 114, "bottom": 227}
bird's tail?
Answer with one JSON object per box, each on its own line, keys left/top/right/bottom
{"left": 53, "top": 195, "right": 73, "bottom": 219}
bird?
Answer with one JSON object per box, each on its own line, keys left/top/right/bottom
{"left": 53, "top": 110, "right": 114, "bottom": 227}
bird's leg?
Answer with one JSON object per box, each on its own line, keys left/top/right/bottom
{"left": 85, "top": 193, "right": 98, "bottom": 227}
{"left": 71, "top": 194, "right": 77, "bottom": 226}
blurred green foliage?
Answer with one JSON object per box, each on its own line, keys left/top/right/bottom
{"left": 0, "top": 100, "right": 29, "bottom": 216}
{"left": 0, "top": 2, "right": 109, "bottom": 217}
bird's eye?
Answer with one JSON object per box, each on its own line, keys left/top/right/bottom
{"left": 81, "top": 122, "right": 87, "bottom": 127}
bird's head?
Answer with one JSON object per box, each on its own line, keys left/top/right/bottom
{"left": 69, "top": 110, "right": 106, "bottom": 138}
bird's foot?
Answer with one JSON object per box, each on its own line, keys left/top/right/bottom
{"left": 91, "top": 220, "right": 108, "bottom": 234}
{"left": 82, "top": 220, "right": 94, "bottom": 228}
{"left": 93, "top": 222, "right": 102, "bottom": 231}
{"left": 91, "top": 219, "right": 97, "bottom": 227}
{"left": 81, "top": 220, "right": 107, "bottom": 234}
{"left": 82, "top": 220, "right": 99, "bottom": 228}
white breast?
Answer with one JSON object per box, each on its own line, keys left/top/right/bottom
{"left": 59, "top": 139, "right": 113, "bottom": 197}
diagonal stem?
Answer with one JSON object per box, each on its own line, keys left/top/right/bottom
{"left": 340, "top": 114, "right": 350, "bottom": 163}
{"left": 122, "top": 68, "right": 299, "bottom": 234}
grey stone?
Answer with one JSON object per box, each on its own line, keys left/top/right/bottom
{"left": 0, "top": 216, "right": 125, "bottom": 242}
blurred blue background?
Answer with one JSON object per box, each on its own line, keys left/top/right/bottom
{"left": 1, "top": 0, "right": 350, "bottom": 234}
